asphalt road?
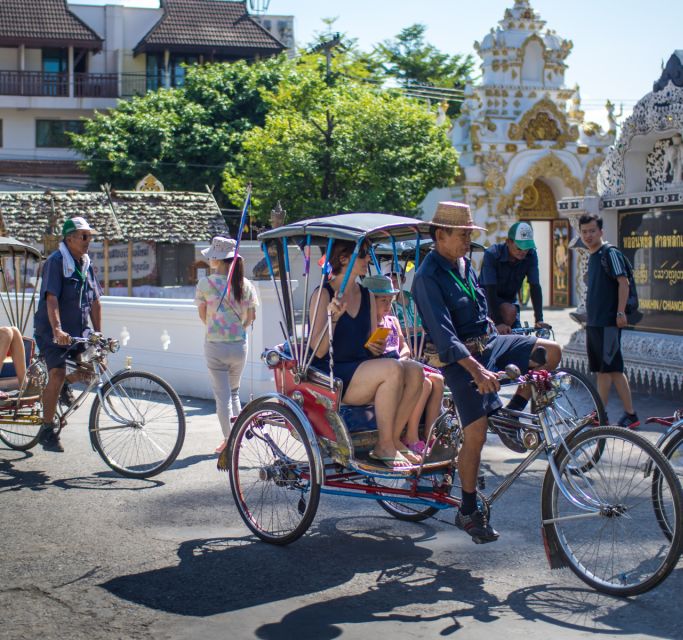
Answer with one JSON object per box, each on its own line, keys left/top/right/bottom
{"left": 2, "top": 311, "right": 682, "bottom": 640}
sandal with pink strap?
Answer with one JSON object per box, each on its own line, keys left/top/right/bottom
{"left": 401, "top": 439, "right": 427, "bottom": 456}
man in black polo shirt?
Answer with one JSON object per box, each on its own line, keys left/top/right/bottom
{"left": 413, "top": 202, "right": 561, "bottom": 543}
{"left": 479, "top": 222, "right": 547, "bottom": 334}
{"left": 579, "top": 213, "right": 639, "bottom": 428}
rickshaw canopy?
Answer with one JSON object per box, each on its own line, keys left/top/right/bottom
{"left": 0, "top": 236, "right": 42, "bottom": 260}
{"left": 258, "top": 213, "right": 432, "bottom": 245}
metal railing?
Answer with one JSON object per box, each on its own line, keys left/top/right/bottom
{"left": 0, "top": 71, "right": 186, "bottom": 99}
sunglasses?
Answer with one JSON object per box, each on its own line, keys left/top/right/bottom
{"left": 77, "top": 233, "right": 92, "bottom": 241}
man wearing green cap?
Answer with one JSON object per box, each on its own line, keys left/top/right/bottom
{"left": 479, "top": 221, "right": 547, "bottom": 335}
{"left": 34, "top": 217, "right": 102, "bottom": 452}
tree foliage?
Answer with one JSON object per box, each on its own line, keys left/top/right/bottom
{"left": 222, "top": 57, "right": 457, "bottom": 222}
{"left": 374, "top": 24, "right": 474, "bottom": 116}
{"left": 69, "top": 57, "right": 288, "bottom": 190}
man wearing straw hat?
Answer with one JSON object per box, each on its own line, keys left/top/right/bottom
{"left": 412, "top": 202, "right": 561, "bottom": 543}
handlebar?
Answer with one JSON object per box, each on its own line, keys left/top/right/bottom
{"left": 68, "top": 331, "right": 121, "bottom": 354}
{"left": 510, "top": 323, "right": 554, "bottom": 340}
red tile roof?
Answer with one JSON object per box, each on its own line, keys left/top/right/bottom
{"left": 135, "top": 0, "right": 284, "bottom": 56}
{"left": 0, "top": 0, "right": 102, "bottom": 49}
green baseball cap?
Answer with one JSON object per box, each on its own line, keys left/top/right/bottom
{"left": 62, "top": 217, "right": 98, "bottom": 237}
{"left": 508, "top": 221, "right": 535, "bottom": 250}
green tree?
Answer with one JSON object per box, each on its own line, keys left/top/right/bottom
{"left": 70, "top": 57, "right": 289, "bottom": 190}
{"left": 223, "top": 59, "right": 457, "bottom": 222}
{"left": 374, "top": 24, "right": 474, "bottom": 115}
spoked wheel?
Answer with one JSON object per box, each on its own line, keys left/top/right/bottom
{"left": 541, "top": 426, "right": 683, "bottom": 596}
{"left": 89, "top": 370, "right": 185, "bottom": 478}
{"left": 228, "top": 401, "right": 321, "bottom": 545}
{"left": 376, "top": 475, "right": 442, "bottom": 522}
{"left": 653, "top": 428, "right": 683, "bottom": 540}
{"left": 545, "top": 367, "right": 607, "bottom": 473}
{"left": 553, "top": 367, "right": 607, "bottom": 428}
{"left": 0, "top": 415, "right": 42, "bottom": 450}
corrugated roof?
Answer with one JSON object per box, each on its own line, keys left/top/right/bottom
{"left": 0, "top": 190, "right": 228, "bottom": 244}
{"left": 135, "top": 0, "right": 283, "bottom": 56}
{"left": 0, "top": 0, "right": 102, "bottom": 49}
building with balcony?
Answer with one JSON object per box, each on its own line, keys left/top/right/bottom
{"left": 0, "top": 0, "right": 286, "bottom": 190}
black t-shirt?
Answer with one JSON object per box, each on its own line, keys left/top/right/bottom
{"left": 586, "top": 244, "right": 627, "bottom": 327}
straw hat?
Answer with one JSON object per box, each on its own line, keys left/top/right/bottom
{"left": 430, "top": 201, "right": 486, "bottom": 231}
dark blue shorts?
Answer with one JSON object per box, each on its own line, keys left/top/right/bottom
{"left": 441, "top": 334, "right": 537, "bottom": 429}
{"left": 36, "top": 340, "right": 84, "bottom": 371}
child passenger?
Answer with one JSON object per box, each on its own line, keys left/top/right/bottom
{"left": 361, "top": 275, "right": 445, "bottom": 455}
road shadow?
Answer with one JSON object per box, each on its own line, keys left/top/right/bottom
{"left": 0, "top": 455, "right": 162, "bottom": 492}
{"left": 166, "top": 453, "right": 216, "bottom": 471}
{"left": 102, "top": 515, "right": 503, "bottom": 632}
{"left": 0, "top": 453, "right": 50, "bottom": 493}
{"left": 505, "top": 579, "right": 683, "bottom": 639}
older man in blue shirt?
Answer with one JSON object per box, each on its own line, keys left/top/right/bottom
{"left": 412, "top": 202, "right": 561, "bottom": 543}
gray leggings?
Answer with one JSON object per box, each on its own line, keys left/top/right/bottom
{"left": 204, "top": 340, "right": 247, "bottom": 438}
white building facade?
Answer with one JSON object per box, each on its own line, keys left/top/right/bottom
{"left": 424, "top": 0, "right": 615, "bottom": 308}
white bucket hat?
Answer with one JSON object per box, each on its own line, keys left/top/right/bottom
{"left": 201, "top": 236, "right": 239, "bottom": 260}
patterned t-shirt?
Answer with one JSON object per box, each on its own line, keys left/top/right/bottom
{"left": 195, "top": 274, "right": 259, "bottom": 342}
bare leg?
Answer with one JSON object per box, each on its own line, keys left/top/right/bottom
{"left": 43, "top": 368, "right": 66, "bottom": 425}
{"left": 596, "top": 372, "right": 613, "bottom": 409}
{"left": 392, "top": 360, "right": 425, "bottom": 461}
{"left": 343, "top": 359, "right": 409, "bottom": 464}
{"left": 404, "top": 377, "right": 432, "bottom": 442}
{"left": 8, "top": 327, "right": 26, "bottom": 385}
{"left": 458, "top": 417, "right": 488, "bottom": 493}
{"left": 515, "top": 338, "right": 562, "bottom": 402}
{"left": 423, "top": 373, "right": 445, "bottom": 433}
{"left": 610, "top": 372, "right": 635, "bottom": 414}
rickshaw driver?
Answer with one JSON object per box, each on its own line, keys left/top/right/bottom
{"left": 412, "top": 202, "right": 561, "bottom": 543}
{"left": 33, "top": 217, "right": 103, "bottom": 452}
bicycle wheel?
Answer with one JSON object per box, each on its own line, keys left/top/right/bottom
{"left": 552, "top": 367, "right": 607, "bottom": 428}
{"left": 653, "top": 428, "right": 683, "bottom": 540}
{"left": 228, "top": 400, "right": 321, "bottom": 545}
{"left": 541, "top": 426, "right": 683, "bottom": 596}
{"left": 376, "top": 476, "right": 441, "bottom": 522}
{"left": 0, "top": 415, "right": 42, "bottom": 450}
{"left": 89, "top": 370, "right": 185, "bottom": 478}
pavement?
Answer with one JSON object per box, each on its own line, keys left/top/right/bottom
{"left": 1, "top": 306, "right": 681, "bottom": 640}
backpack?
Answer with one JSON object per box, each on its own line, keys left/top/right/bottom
{"left": 600, "top": 243, "right": 642, "bottom": 323}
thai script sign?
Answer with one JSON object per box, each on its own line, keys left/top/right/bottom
{"left": 619, "top": 208, "right": 683, "bottom": 335}
{"left": 89, "top": 241, "right": 156, "bottom": 284}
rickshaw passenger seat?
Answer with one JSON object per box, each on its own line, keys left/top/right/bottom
{"left": 339, "top": 404, "right": 377, "bottom": 433}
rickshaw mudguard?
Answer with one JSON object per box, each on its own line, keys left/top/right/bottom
{"left": 223, "top": 392, "right": 326, "bottom": 481}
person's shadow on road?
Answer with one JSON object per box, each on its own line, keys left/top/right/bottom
{"left": 102, "top": 516, "right": 502, "bottom": 635}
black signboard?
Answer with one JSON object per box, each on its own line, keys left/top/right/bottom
{"left": 619, "top": 208, "right": 683, "bottom": 335}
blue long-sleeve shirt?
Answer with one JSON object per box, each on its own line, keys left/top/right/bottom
{"left": 412, "top": 249, "right": 489, "bottom": 366}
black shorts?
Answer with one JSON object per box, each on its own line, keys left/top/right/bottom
{"left": 441, "top": 334, "right": 537, "bottom": 429}
{"left": 586, "top": 326, "right": 623, "bottom": 373}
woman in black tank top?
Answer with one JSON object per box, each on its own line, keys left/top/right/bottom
{"left": 308, "top": 240, "right": 424, "bottom": 468}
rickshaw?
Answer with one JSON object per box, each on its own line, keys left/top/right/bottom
{"left": 221, "top": 213, "right": 683, "bottom": 596}
{"left": 0, "top": 236, "right": 185, "bottom": 478}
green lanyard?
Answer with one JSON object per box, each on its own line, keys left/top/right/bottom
{"left": 73, "top": 263, "right": 86, "bottom": 308}
{"left": 448, "top": 269, "right": 477, "bottom": 302}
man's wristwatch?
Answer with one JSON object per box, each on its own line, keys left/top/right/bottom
{"left": 616, "top": 311, "right": 626, "bottom": 318}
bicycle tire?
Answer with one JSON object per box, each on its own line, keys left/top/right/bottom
{"left": 0, "top": 415, "right": 42, "bottom": 450}
{"left": 228, "top": 400, "right": 321, "bottom": 545}
{"left": 376, "top": 476, "right": 442, "bottom": 522}
{"left": 541, "top": 426, "right": 683, "bottom": 596}
{"left": 89, "top": 370, "right": 185, "bottom": 478}
{"left": 653, "top": 427, "right": 683, "bottom": 540}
